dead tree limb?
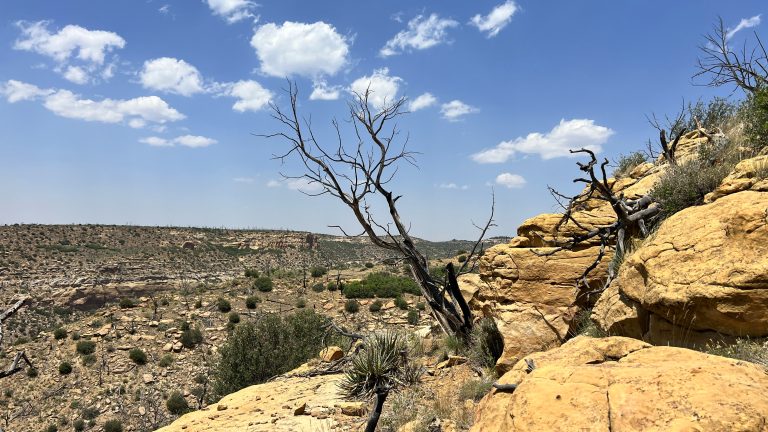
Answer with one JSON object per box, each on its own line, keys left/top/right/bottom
{"left": 0, "top": 298, "right": 33, "bottom": 379}
{"left": 261, "top": 83, "right": 493, "bottom": 339}
{"left": 694, "top": 16, "right": 768, "bottom": 94}
{"left": 540, "top": 149, "right": 661, "bottom": 296}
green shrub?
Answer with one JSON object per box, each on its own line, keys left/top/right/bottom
{"left": 44, "top": 424, "right": 58, "bottom": 432}
{"left": 416, "top": 302, "right": 426, "bottom": 311}
{"left": 571, "top": 309, "right": 607, "bottom": 338}
{"left": 228, "top": 312, "right": 241, "bottom": 324}
{"left": 73, "top": 419, "right": 85, "bottom": 432}
{"left": 468, "top": 318, "right": 504, "bottom": 369}
{"left": 369, "top": 299, "right": 383, "bottom": 312}
{"left": 180, "top": 321, "right": 191, "bottom": 331}
{"left": 406, "top": 309, "right": 419, "bottom": 325}
{"left": 194, "top": 298, "right": 203, "bottom": 308}
{"left": 685, "top": 97, "right": 738, "bottom": 132}
{"left": 71, "top": 331, "right": 80, "bottom": 341}
{"left": 613, "top": 151, "right": 648, "bottom": 178}
{"left": 650, "top": 159, "right": 731, "bottom": 219}
{"left": 364, "top": 262, "right": 374, "bottom": 268}
{"left": 295, "top": 298, "right": 307, "bottom": 308}
{"left": 253, "top": 277, "right": 273, "bottom": 292}
{"left": 244, "top": 268, "right": 260, "bottom": 278}
{"left": 212, "top": 310, "right": 329, "bottom": 398}
{"left": 216, "top": 297, "right": 232, "bottom": 313}
{"left": 26, "top": 367, "right": 38, "bottom": 378}
{"left": 53, "top": 327, "right": 67, "bottom": 340}
{"left": 344, "top": 299, "right": 360, "bottom": 313}
{"left": 180, "top": 327, "right": 203, "bottom": 348}
{"left": 103, "top": 420, "right": 123, "bottom": 432}
{"left": 327, "top": 281, "right": 340, "bottom": 291}
{"left": 245, "top": 295, "right": 260, "bottom": 309}
{"left": 311, "top": 283, "right": 325, "bottom": 292}
{"left": 394, "top": 296, "right": 409, "bottom": 310}
{"left": 81, "top": 407, "right": 99, "bottom": 420}
{"left": 342, "top": 272, "right": 420, "bottom": 299}
{"left": 457, "top": 254, "right": 467, "bottom": 262}
{"left": 81, "top": 354, "right": 96, "bottom": 366}
{"left": 118, "top": 298, "right": 135, "bottom": 309}
{"left": 310, "top": 266, "right": 328, "bottom": 278}
{"left": 339, "top": 331, "right": 422, "bottom": 399}
{"left": 429, "top": 265, "right": 447, "bottom": 282}
{"left": 58, "top": 361, "right": 72, "bottom": 375}
{"left": 76, "top": 340, "right": 96, "bottom": 355}
{"left": 742, "top": 88, "right": 768, "bottom": 152}
{"left": 159, "top": 354, "right": 174, "bottom": 367}
{"left": 166, "top": 391, "right": 190, "bottom": 415}
{"left": 129, "top": 348, "right": 147, "bottom": 365}
{"left": 458, "top": 376, "right": 495, "bottom": 402}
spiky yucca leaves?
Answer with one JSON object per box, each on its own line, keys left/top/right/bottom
{"left": 339, "top": 331, "right": 422, "bottom": 399}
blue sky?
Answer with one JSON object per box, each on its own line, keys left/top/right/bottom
{"left": 0, "top": 1, "right": 764, "bottom": 240}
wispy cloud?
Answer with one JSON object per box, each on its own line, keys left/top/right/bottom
{"left": 140, "top": 135, "right": 217, "bottom": 148}
{"left": 380, "top": 13, "right": 459, "bottom": 57}
{"left": 726, "top": 15, "right": 761, "bottom": 40}
{"left": 470, "top": 1, "right": 518, "bottom": 38}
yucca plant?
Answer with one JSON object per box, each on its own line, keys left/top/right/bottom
{"left": 339, "top": 331, "right": 423, "bottom": 432}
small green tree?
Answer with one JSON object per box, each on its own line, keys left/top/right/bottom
{"left": 58, "top": 361, "right": 72, "bottom": 375}
{"left": 76, "top": 340, "right": 96, "bottom": 355}
{"left": 253, "top": 277, "right": 273, "bottom": 292}
{"left": 216, "top": 298, "right": 232, "bottom": 313}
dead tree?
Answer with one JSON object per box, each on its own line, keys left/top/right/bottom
{"left": 540, "top": 149, "right": 660, "bottom": 297}
{"left": 262, "top": 83, "right": 493, "bottom": 339}
{"left": 0, "top": 298, "right": 33, "bottom": 379}
{"left": 646, "top": 109, "right": 688, "bottom": 166}
{"left": 694, "top": 16, "right": 768, "bottom": 94}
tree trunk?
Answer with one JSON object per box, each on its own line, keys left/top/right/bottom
{"left": 365, "top": 390, "right": 389, "bottom": 432}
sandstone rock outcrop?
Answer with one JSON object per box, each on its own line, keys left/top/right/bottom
{"left": 593, "top": 190, "right": 768, "bottom": 345}
{"left": 704, "top": 154, "right": 768, "bottom": 203}
{"left": 471, "top": 336, "right": 768, "bottom": 432}
{"left": 464, "top": 154, "right": 670, "bottom": 373}
{"left": 155, "top": 374, "right": 361, "bottom": 432}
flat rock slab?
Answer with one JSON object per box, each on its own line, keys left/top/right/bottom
{"left": 472, "top": 336, "right": 768, "bottom": 432}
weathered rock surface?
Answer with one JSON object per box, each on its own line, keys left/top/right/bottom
{"left": 155, "top": 374, "right": 361, "bottom": 432}
{"left": 464, "top": 157, "right": 668, "bottom": 373}
{"left": 704, "top": 155, "right": 768, "bottom": 203}
{"left": 594, "top": 190, "right": 768, "bottom": 345}
{"left": 472, "top": 336, "right": 768, "bottom": 432}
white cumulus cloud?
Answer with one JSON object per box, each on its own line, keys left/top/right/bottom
{"left": 408, "top": 92, "right": 437, "bottom": 111}
{"left": 140, "top": 57, "right": 205, "bottom": 96}
{"left": 440, "top": 100, "right": 478, "bottom": 121}
{"left": 224, "top": 80, "right": 273, "bottom": 112}
{"left": 44, "top": 90, "right": 185, "bottom": 125}
{"left": 380, "top": 13, "right": 459, "bottom": 57}
{"left": 495, "top": 173, "right": 526, "bottom": 189}
{"left": 140, "top": 135, "right": 217, "bottom": 148}
{"left": 1, "top": 80, "right": 53, "bottom": 103}
{"left": 14, "top": 21, "right": 125, "bottom": 83}
{"left": 471, "top": 119, "right": 614, "bottom": 162}
{"left": 251, "top": 21, "right": 350, "bottom": 78}
{"left": 310, "top": 81, "right": 341, "bottom": 101}
{"left": 470, "top": 1, "right": 519, "bottom": 38}
{"left": 726, "top": 15, "right": 762, "bottom": 40}
{"left": 205, "top": 0, "right": 258, "bottom": 24}
{"left": 349, "top": 68, "right": 403, "bottom": 110}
